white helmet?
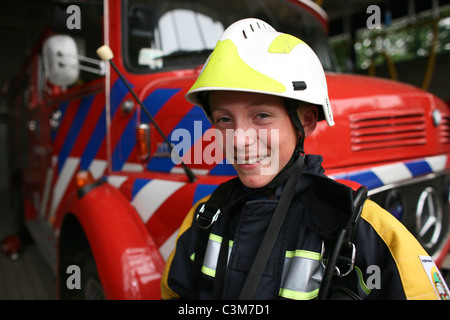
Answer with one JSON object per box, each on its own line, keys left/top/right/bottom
{"left": 185, "top": 18, "right": 334, "bottom": 127}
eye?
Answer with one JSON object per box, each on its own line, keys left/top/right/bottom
{"left": 214, "top": 116, "right": 232, "bottom": 125}
{"left": 256, "top": 113, "right": 270, "bottom": 119}
{"left": 254, "top": 112, "right": 272, "bottom": 123}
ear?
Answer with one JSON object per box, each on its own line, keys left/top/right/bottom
{"left": 297, "top": 106, "right": 318, "bottom": 137}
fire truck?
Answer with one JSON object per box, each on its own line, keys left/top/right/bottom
{"left": 8, "top": 0, "right": 450, "bottom": 299}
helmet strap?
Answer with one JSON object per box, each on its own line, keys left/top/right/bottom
{"left": 259, "top": 102, "right": 305, "bottom": 192}
{"left": 287, "top": 102, "right": 306, "bottom": 156}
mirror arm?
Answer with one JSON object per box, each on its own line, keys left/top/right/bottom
{"left": 57, "top": 51, "right": 106, "bottom": 75}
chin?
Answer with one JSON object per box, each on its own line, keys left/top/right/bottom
{"left": 238, "top": 175, "right": 275, "bottom": 189}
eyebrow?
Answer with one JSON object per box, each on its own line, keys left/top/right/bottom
{"left": 248, "top": 100, "right": 271, "bottom": 107}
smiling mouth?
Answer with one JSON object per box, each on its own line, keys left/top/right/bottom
{"left": 236, "top": 154, "right": 268, "bottom": 165}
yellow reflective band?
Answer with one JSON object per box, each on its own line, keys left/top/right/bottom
{"left": 201, "top": 265, "right": 216, "bottom": 278}
{"left": 189, "top": 39, "right": 286, "bottom": 94}
{"left": 285, "top": 249, "right": 321, "bottom": 261}
{"left": 268, "top": 34, "right": 304, "bottom": 54}
{"left": 279, "top": 287, "right": 319, "bottom": 300}
{"left": 209, "top": 233, "right": 222, "bottom": 244}
{"left": 208, "top": 233, "right": 234, "bottom": 247}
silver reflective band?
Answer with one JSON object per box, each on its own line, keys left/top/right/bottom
{"left": 196, "top": 235, "right": 325, "bottom": 299}
{"left": 279, "top": 249, "right": 324, "bottom": 300}
{"left": 201, "top": 234, "right": 233, "bottom": 277}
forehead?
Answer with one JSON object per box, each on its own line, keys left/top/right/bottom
{"left": 209, "top": 91, "right": 285, "bottom": 111}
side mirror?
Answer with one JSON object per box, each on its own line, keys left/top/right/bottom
{"left": 42, "top": 35, "right": 79, "bottom": 87}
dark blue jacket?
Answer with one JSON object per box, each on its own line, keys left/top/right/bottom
{"left": 161, "top": 155, "right": 442, "bottom": 300}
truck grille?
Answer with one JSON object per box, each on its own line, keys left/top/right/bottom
{"left": 440, "top": 115, "right": 450, "bottom": 144}
{"left": 350, "top": 108, "right": 426, "bottom": 151}
{"left": 369, "top": 173, "right": 449, "bottom": 256}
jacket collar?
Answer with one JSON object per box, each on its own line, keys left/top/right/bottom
{"left": 231, "top": 153, "right": 355, "bottom": 239}
{"left": 301, "top": 172, "right": 355, "bottom": 239}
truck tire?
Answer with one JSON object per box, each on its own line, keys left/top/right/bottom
{"left": 77, "top": 252, "right": 105, "bottom": 300}
{"left": 62, "top": 248, "right": 105, "bottom": 300}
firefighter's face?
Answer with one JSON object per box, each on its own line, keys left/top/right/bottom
{"left": 209, "top": 91, "right": 316, "bottom": 189}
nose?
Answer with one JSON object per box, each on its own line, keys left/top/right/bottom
{"left": 233, "top": 125, "right": 257, "bottom": 151}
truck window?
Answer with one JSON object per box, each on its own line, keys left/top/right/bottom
{"left": 123, "top": 0, "right": 335, "bottom": 73}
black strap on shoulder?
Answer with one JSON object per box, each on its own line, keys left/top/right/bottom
{"left": 238, "top": 158, "right": 305, "bottom": 300}
{"left": 193, "top": 156, "right": 305, "bottom": 300}
{"left": 238, "top": 172, "right": 300, "bottom": 299}
{"left": 190, "top": 177, "right": 240, "bottom": 299}
{"left": 317, "top": 185, "right": 368, "bottom": 300}
{"left": 195, "top": 177, "right": 240, "bottom": 230}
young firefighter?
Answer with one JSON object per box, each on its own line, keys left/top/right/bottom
{"left": 161, "top": 18, "right": 449, "bottom": 300}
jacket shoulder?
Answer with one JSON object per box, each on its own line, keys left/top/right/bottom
{"left": 160, "top": 195, "right": 211, "bottom": 299}
{"left": 360, "top": 199, "right": 439, "bottom": 300}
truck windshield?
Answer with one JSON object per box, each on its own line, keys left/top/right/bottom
{"left": 124, "top": 0, "right": 334, "bottom": 73}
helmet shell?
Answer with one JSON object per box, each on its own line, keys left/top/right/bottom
{"left": 185, "top": 18, "right": 334, "bottom": 126}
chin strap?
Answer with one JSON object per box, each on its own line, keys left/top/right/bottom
{"left": 287, "top": 101, "right": 306, "bottom": 156}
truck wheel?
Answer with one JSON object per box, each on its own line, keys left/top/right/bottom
{"left": 80, "top": 253, "right": 105, "bottom": 300}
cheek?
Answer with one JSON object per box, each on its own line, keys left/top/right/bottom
{"left": 258, "top": 127, "right": 295, "bottom": 152}
{"left": 264, "top": 129, "right": 279, "bottom": 153}
{"left": 277, "top": 127, "right": 297, "bottom": 159}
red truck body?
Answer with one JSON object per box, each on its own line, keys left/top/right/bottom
{"left": 8, "top": 0, "right": 450, "bottom": 299}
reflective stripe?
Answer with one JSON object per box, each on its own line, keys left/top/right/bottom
{"left": 194, "top": 240, "right": 324, "bottom": 298}
{"left": 279, "top": 287, "right": 319, "bottom": 300}
{"left": 279, "top": 249, "right": 324, "bottom": 300}
{"left": 330, "top": 155, "right": 447, "bottom": 190}
{"left": 192, "top": 233, "right": 233, "bottom": 278}
{"left": 202, "top": 234, "right": 223, "bottom": 277}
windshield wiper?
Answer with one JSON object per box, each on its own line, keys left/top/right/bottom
{"left": 153, "top": 49, "right": 213, "bottom": 60}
